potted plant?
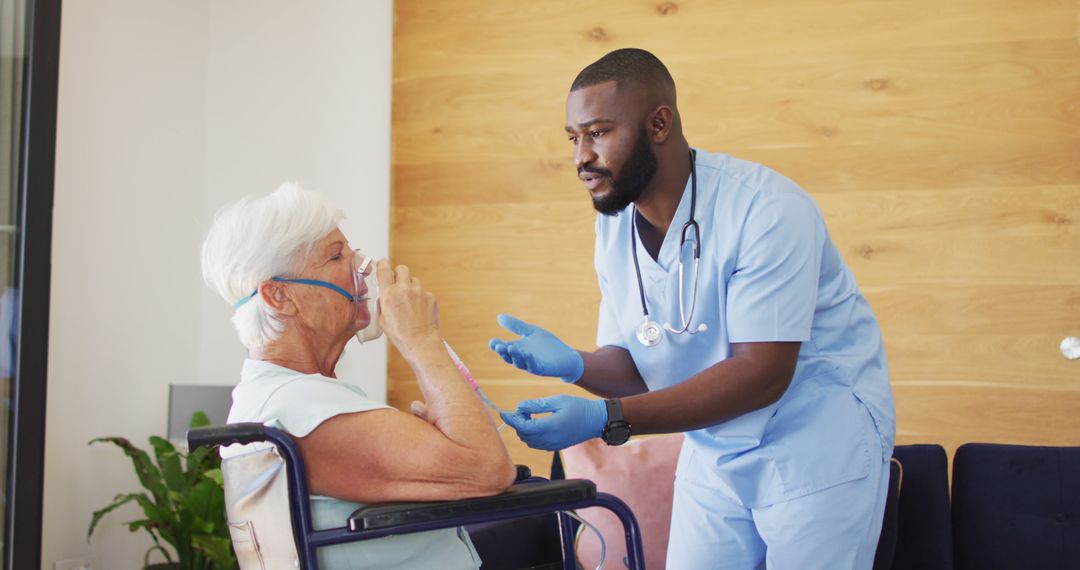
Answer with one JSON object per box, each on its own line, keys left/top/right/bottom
{"left": 87, "top": 411, "right": 237, "bottom": 569}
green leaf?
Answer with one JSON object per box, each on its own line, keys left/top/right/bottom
{"left": 126, "top": 518, "right": 155, "bottom": 534}
{"left": 129, "top": 493, "right": 181, "bottom": 552}
{"left": 87, "top": 492, "right": 141, "bottom": 541}
{"left": 89, "top": 437, "right": 170, "bottom": 510}
{"left": 189, "top": 410, "right": 210, "bottom": 429}
{"left": 151, "top": 436, "right": 187, "bottom": 495}
{"left": 205, "top": 487, "right": 227, "bottom": 536}
{"left": 192, "top": 534, "right": 237, "bottom": 568}
{"left": 203, "top": 468, "right": 223, "bottom": 487}
{"left": 184, "top": 446, "right": 213, "bottom": 485}
{"left": 184, "top": 445, "right": 222, "bottom": 489}
{"left": 186, "top": 478, "right": 219, "bottom": 524}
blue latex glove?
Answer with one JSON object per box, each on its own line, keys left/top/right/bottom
{"left": 489, "top": 314, "right": 585, "bottom": 383}
{"left": 499, "top": 395, "right": 608, "bottom": 451}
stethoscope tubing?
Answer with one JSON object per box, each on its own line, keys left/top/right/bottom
{"left": 630, "top": 149, "right": 704, "bottom": 346}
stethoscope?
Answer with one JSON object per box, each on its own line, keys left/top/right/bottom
{"left": 631, "top": 149, "right": 708, "bottom": 347}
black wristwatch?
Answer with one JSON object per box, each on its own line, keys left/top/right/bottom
{"left": 601, "top": 399, "right": 632, "bottom": 446}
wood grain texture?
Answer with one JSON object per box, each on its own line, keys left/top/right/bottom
{"left": 392, "top": 0, "right": 1080, "bottom": 476}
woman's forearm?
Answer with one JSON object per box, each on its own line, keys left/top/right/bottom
{"left": 402, "top": 335, "right": 512, "bottom": 472}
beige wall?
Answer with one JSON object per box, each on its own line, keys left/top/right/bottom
{"left": 197, "top": 0, "right": 393, "bottom": 401}
{"left": 46, "top": 1, "right": 391, "bottom": 567}
{"left": 48, "top": 2, "right": 209, "bottom": 566}
{"left": 390, "top": 0, "right": 1080, "bottom": 475}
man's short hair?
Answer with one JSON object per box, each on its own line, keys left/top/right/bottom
{"left": 570, "top": 48, "right": 675, "bottom": 102}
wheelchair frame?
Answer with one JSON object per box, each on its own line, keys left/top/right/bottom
{"left": 189, "top": 423, "right": 646, "bottom": 570}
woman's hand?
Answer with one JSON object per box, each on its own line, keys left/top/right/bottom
{"left": 375, "top": 259, "right": 442, "bottom": 357}
{"left": 410, "top": 400, "right": 430, "bottom": 422}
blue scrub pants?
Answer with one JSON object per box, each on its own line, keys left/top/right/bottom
{"left": 666, "top": 441, "right": 889, "bottom": 569}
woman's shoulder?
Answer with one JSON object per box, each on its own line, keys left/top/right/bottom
{"left": 231, "top": 359, "right": 389, "bottom": 430}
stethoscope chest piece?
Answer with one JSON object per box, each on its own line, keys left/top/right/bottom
{"left": 636, "top": 318, "right": 664, "bottom": 347}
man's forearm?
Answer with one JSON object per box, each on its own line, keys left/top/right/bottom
{"left": 620, "top": 342, "right": 799, "bottom": 434}
{"left": 575, "top": 345, "right": 650, "bottom": 398}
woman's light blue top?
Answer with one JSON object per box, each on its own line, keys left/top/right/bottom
{"left": 224, "top": 359, "right": 482, "bottom": 569}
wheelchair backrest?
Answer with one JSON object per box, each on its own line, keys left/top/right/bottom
{"left": 222, "top": 444, "right": 302, "bottom": 569}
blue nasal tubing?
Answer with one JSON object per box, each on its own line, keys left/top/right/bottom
{"left": 233, "top": 277, "right": 358, "bottom": 309}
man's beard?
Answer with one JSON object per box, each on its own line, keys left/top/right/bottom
{"left": 585, "top": 128, "right": 659, "bottom": 216}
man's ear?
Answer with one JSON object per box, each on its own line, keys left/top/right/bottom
{"left": 649, "top": 106, "right": 674, "bottom": 144}
{"left": 259, "top": 281, "right": 298, "bottom": 316}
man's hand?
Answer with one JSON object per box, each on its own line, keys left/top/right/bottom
{"left": 499, "top": 395, "right": 607, "bottom": 451}
{"left": 489, "top": 314, "right": 585, "bottom": 383}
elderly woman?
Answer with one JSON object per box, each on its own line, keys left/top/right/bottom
{"left": 201, "top": 183, "right": 514, "bottom": 568}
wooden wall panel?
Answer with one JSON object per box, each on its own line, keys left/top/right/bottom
{"left": 392, "top": 0, "right": 1080, "bottom": 475}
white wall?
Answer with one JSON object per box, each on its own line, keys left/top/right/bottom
{"left": 43, "top": 1, "right": 391, "bottom": 567}
{"left": 197, "top": 0, "right": 392, "bottom": 398}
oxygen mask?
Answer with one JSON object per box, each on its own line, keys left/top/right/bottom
{"left": 352, "top": 250, "right": 382, "bottom": 343}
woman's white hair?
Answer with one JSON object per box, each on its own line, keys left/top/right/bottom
{"left": 202, "top": 182, "right": 344, "bottom": 349}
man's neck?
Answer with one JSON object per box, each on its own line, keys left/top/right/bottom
{"left": 634, "top": 142, "right": 693, "bottom": 253}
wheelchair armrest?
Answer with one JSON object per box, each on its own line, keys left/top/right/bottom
{"left": 187, "top": 423, "right": 267, "bottom": 449}
{"left": 349, "top": 478, "right": 596, "bottom": 531}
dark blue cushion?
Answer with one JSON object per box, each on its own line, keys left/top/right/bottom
{"left": 892, "top": 444, "right": 954, "bottom": 570}
{"left": 952, "top": 443, "right": 1080, "bottom": 570}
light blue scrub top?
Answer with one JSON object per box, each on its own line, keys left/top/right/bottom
{"left": 594, "top": 149, "right": 895, "bottom": 508}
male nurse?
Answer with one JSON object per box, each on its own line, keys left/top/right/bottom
{"left": 492, "top": 48, "right": 896, "bottom": 569}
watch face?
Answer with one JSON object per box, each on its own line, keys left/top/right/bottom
{"left": 604, "top": 424, "right": 631, "bottom": 446}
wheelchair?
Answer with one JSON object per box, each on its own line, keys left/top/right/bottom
{"left": 188, "top": 423, "right": 645, "bottom": 569}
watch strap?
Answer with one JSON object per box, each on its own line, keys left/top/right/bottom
{"left": 604, "top": 398, "right": 625, "bottom": 423}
